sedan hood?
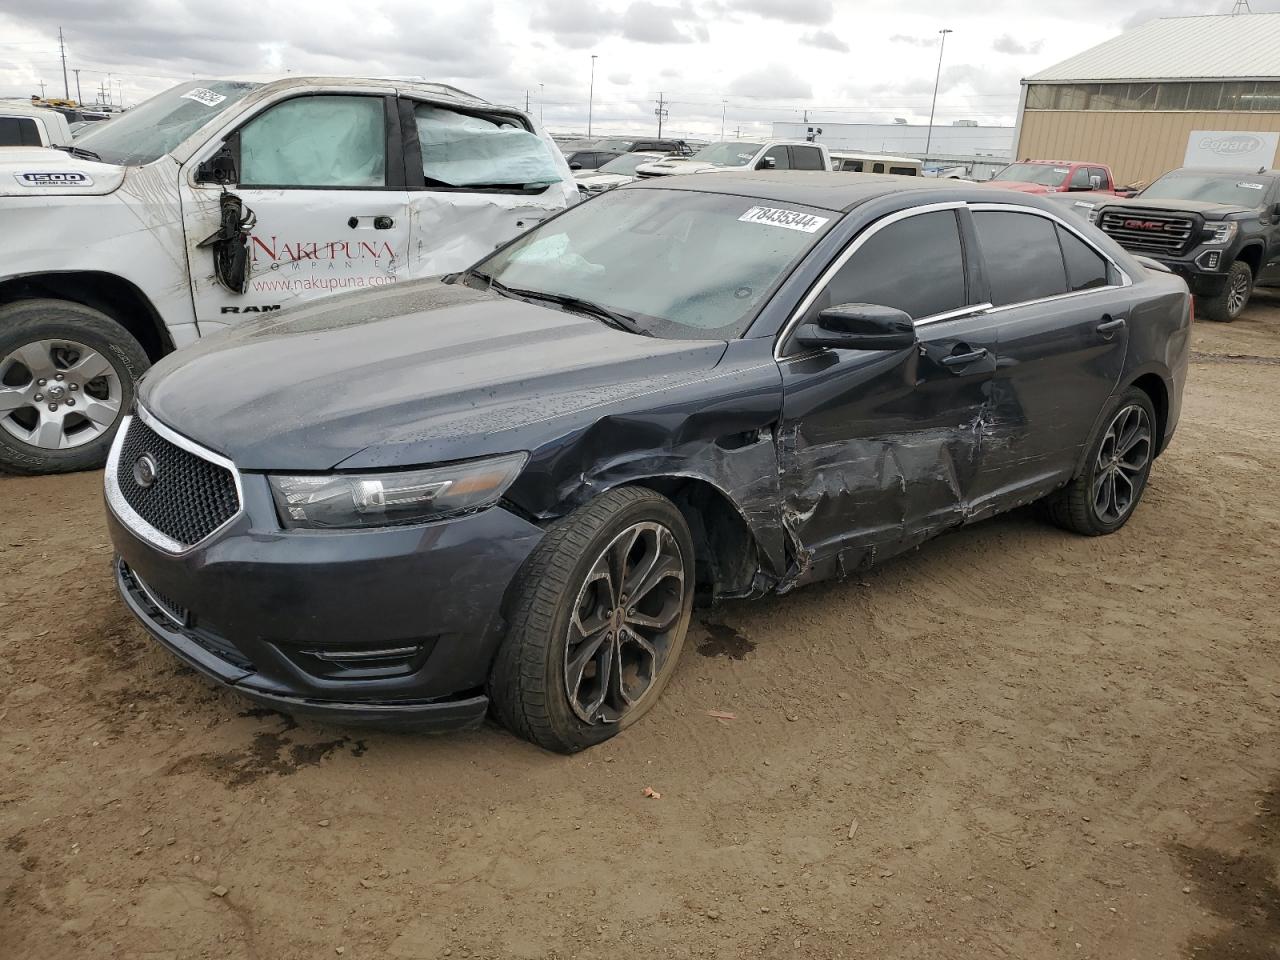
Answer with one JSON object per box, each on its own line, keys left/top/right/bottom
{"left": 0, "top": 146, "right": 125, "bottom": 196}
{"left": 636, "top": 158, "right": 721, "bottom": 176}
{"left": 140, "top": 281, "right": 729, "bottom": 471}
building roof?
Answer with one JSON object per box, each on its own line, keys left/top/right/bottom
{"left": 1028, "top": 13, "right": 1280, "bottom": 83}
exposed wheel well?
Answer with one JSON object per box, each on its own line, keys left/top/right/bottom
{"left": 1130, "top": 372, "right": 1169, "bottom": 452}
{"left": 0, "top": 272, "right": 172, "bottom": 361}
{"left": 1237, "top": 245, "right": 1263, "bottom": 278}
{"left": 629, "top": 476, "right": 760, "bottom": 600}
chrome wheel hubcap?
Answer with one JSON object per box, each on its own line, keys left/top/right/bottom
{"left": 1092, "top": 404, "right": 1152, "bottom": 524}
{"left": 564, "top": 521, "right": 685, "bottom": 725}
{"left": 0, "top": 340, "right": 122, "bottom": 450}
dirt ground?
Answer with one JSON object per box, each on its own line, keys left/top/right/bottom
{"left": 2, "top": 295, "right": 1279, "bottom": 960}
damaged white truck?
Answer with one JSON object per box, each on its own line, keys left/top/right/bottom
{"left": 0, "top": 76, "right": 577, "bottom": 474}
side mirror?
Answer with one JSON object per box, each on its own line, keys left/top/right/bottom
{"left": 1271, "top": 202, "right": 1280, "bottom": 220}
{"left": 1089, "top": 175, "right": 1103, "bottom": 190}
{"left": 569, "top": 162, "right": 582, "bottom": 170}
{"left": 757, "top": 156, "right": 777, "bottom": 170}
{"left": 195, "top": 146, "right": 237, "bottom": 184}
{"left": 794, "top": 303, "right": 917, "bottom": 351}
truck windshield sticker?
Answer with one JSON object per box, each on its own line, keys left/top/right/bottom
{"left": 181, "top": 87, "right": 227, "bottom": 107}
{"left": 14, "top": 171, "right": 93, "bottom": 187}
{"left": 738, "top": 206, "right": 830, "bottom": 233}
{"left": 1237, "top": 182, "right": 1264, "bottom": 190}
{"left": 1054, "top": 167, "right": 1069, "bottom": 174}
{"left": 737, "top": 153, "right": 755, "bottom": 161}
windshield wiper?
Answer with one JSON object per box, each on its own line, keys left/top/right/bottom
{"left": 481, "top": 278, "right": 650, "bottom": 336}
{"left": 55, "top": 145, "right": 102, "bottom": 161}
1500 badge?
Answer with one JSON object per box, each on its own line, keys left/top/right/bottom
{"left": 15, "top": 171, "right": 94, "bottom": 186}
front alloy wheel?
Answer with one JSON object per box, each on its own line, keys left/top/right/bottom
{"left": 564, "top": 521, "right": 686, "bottom": 725}
{"left": 0, "top": 339, "right": 123, "bottom": 451}
{"left": 490, "top": 486, "right": 696, "bottom": 753}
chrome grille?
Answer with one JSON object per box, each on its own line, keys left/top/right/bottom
{"left": 112, "top": 415, "right": 240, "bottom": 549}
{"left": 1098, "top": 210, "right": 1196, "bottom": 255}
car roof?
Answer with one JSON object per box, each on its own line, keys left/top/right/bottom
{"left": 829, "top": 151, "right": 920, "bottom": 164}
{"left": 1170, "top": 166, "right": 1280, "bottom": 177}
{"left": 626, "top": 170, "right": 976, "bottom": 212}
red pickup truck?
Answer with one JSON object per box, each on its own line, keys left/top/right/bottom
{"left": 987, "top": 160, "right": 1120, "bottom": 195}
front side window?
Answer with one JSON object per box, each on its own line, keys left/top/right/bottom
{"left": 474, "top": 188, "right": 834, "bottom": 339}
{"left": 842, "top": 159, "right": 864, "bottom": 172}
{"left": 973, "top": 211, "right": 1068, "bottom": 305}
{"left": 415, "top": 103, "right": 561, "bottom": 189}
{"left": 1069, "top": 167, "right": 1092, "bottom": 190}
{"left": 761, "top": 146, "right": 790, "bottom": 170}
{"left": 240, "top": 95, "right": 385, "bottom": 187}
{"left": 75, "top": 79, "right": 260, "bottom": 166}
{"left": 889, "top": 166, "right": 917, "bottom": 177}
{"left": 816, "top": 211, "right": 968, "bottom": 321}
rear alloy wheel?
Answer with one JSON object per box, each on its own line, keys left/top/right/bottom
{"left": 1201, "top": 260, "right": 1253, "bottom": 323}
{"left": 0, "top": 300, "right": 149, "bottom": 474}
{"left": 1043, "top": 387, "right": 1157, "bottom": 536}
{"left": 489, "top": 487, "right": 695, "bottom": 753}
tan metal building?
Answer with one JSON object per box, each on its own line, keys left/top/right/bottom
{"left": 1013, "top": 13, "right": 1280, "bottom": 188}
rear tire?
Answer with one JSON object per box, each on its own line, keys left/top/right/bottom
{"left": 489, "top": 486, "right": 695, "bottom": 754}
{"left": 1043, "top": 387, "right": 1157, "bottom": 537}
{"left": 1200, "top": 260, "right": 1252, "bottom": 322}
{"left": 0, "top": 299, "right": 149, "bottom": 475}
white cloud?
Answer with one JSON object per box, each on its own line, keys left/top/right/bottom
{"left": 728, "top": 64, "right": 812, "bottom": 99}
{"left": 800, "top": 29, "right": 849, "bottom": 53}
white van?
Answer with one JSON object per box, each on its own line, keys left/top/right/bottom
{"left": 0, "top": 76, "right": 576, "bottom": 474}
{"left": 0, "top": 103, "right": 73, "bottom": 148}
{"left": 829, "top": 152, "right": 922, "bottom": 176}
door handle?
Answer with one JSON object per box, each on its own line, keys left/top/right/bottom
{"left": 941, "top": 347, "right": 989, "bottom": 367}
{"left": 1096, "top": 316, "right": 1127, "bottom": 338}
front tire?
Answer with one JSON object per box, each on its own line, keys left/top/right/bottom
{"left": 0, "top": 299, "right": 149, "bottom": 474}
{"left": 1044, "top": 387, "right": 1157, "bottom": 537}
{"left": 1201, "top": 260, "right": 1252, "bottom": 322}
{"left": 489, "top": 487, "right": 695, "bottom": 753}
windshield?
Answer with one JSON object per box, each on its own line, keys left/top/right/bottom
{"left": 591, "top": 138, "right": 636, "bottom": 151}
{"left": 473, "top": 188, "right": 833, "bottom": 339}
{"left": 689, "top": 142, "right": 764, "bottom": 167}
{"left": 992, "top": 162, "right": 1070, "bottom": 186}
{"left": 596, "top": 153, "right": 660, "bottom": 175}
{"left": 1140, "top": 173, "right": 1272, "bottom": 207}
{"left": 74, "top": 80, "right": 261, "bottom": 165}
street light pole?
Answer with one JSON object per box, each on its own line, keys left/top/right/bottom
{"left": 721, "top": 99, "right": 727, "bottom": 141}
{"left": 924, "top": 28, "right": 953, "bottom": 162}
{"left": 539, "top": 82, "right": 545, "bottom": 125}
{"left": 587, "top": 54, "right": 598, "bottom": 138}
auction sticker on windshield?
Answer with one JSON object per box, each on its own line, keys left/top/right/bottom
{"left": 181, "top": 87, "right": 227, "bottom": 107}
{"left": 1238, "top": 182, "right": 1265, "bottom": 190}
{"left": 739, "top": 206, "right": 830, "bottom": 233}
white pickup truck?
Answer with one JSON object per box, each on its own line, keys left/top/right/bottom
{"left": 0, "top": 76, "right": 577, "bottom": 474}
{"left": 633, "top": 139, "right": 831, "bottom": 178}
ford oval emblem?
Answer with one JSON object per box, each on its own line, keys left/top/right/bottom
{"left": 132, "top": 453, "right": 158, "bottom": 489}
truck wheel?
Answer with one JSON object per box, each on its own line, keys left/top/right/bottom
{"left": 489, "top": 487, "right": 695, "bottom": 753}
{"left": 0, "top": 299, "right": 149, "bottom": 475}
{"left": 1201, "top": 260, "right": 1253, "bottom": 323}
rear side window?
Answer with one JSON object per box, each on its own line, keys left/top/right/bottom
{"left": 842, "top": 159, "right": 863, "bottom": 172}
{"left": 415, "top": 103, "right": 561, "bottom": 189}
{"left": 0, "top": 116, "right": 43, "bottom": 147}
{"left": 872, "top": 162, "right": 885, "bottom": 174}
{"left": 973, "top": 211, "right": 1068, "bottom": 305}
{"left": 790, "top": 146, "right": 824, "bottom": 170}
{"left": 889, "top": 166, "right": 917, "bottom": 177}
{"left": 1057, "top": 225, "right": 1110, "bottom": 291}
{"left": 818, "top": 210, "right": 968, "bottom": 320}
{"left": 240, "top": 95, "right": 386, "bottom": 187}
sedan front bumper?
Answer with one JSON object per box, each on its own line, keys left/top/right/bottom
{"left": 106, "top": 472, "right": 545, "bottom": 730}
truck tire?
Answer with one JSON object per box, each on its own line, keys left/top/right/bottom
{"left": 0, "top": 299, "right": 149, "bottom": 475}
{"left": 489, "top": 486, "right": 695, "bottom": 753}
{"left": 1201, "top": 259, "right": 1253, "bottom": 323}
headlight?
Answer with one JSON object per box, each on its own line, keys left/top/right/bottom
{"left": 1202, "top": 222, "right": 1238, "bottom": 246}
{"left": 268, "top": 453, "right": 527, "bottom": 529}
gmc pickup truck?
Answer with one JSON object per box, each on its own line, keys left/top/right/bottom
{"left": 988, "top": 160, "right": 1120, "bottom": 195}
{"left": 1093, "top": 167, "right": 1280, "bottom": 322}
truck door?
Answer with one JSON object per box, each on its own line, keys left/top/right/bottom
{"left": 399, "top": 97, "right": 574, "bottom": 277}
{"left": 180, "top": 91, "right": 411, "bottom": 332}
{"left": 1259, "top": 178, "right": 1280, "bottom": 285}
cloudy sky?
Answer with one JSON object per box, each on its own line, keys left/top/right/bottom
{"left": 0, "top": 0, "right": 1269, "bottom": 137}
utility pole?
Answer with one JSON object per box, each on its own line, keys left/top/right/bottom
{"left": 587, "top": 54, "right": 598, "bottom": 137}
{"left": 58, "top": 27, "right": 69, "bottom": 99}
{"left": 539, "top": 82, "right": 545, "bottom": 125}
{"left": 38, "top": 80, "right": 46, "bottom": 99}
{"left": 720, "top": 99, "right": 727, "bottom": 141}
{"left": 73, "top": 68, "right": 82, "bottom": 105}
{"left": 734, "top": 125, "right": 742, "bottom": 138}
{"left": 524, "top": 89, "right": 530, "bottom": 112}
{"left": 654, "top": 91, "right": 668, "bottom": 137}
{"left": 1232, "top": 0, "right": 1252, "bottom": 12}
{"left": 924, "top": 28, "right": 953, "bottom": 162}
